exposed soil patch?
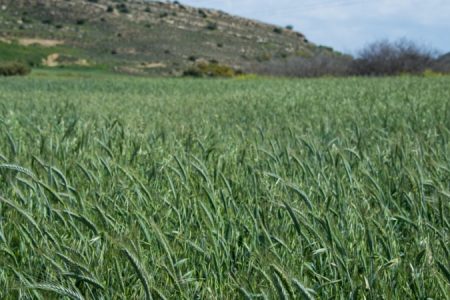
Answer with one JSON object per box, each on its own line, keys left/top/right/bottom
{"left": 18, "top": 39, "right": 64, "bottom": 47}
{"left": 42, "top": 53, "right": 90, "bottom": 67}
{"left": 42, "top": 53, "right": 60, "bottom": 67}
{"left": 138, "top": 62, "right": 167, "bottom": 69}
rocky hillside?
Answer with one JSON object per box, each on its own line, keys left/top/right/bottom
{"left": 0, "top": 0, "right": 334, "bottom": 75}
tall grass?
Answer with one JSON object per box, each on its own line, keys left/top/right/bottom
{"left": 0, "top": 75, "right": 449, "bottom": 298}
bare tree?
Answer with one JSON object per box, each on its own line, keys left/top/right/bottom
{"left": 351, "top": 39, "right": 436, "bottom": 76}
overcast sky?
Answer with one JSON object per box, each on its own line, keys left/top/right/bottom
{"left": 180, "top": 0, "right": 450, "bottom": 55}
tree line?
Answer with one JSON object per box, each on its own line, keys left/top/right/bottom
{"left": 252, "top": 38, "right": 450, "bottom": 77}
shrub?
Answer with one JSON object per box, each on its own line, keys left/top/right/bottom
{"left": 21, "top": 16, "right": 32, "bottom": 24}
{"left": 183, "top": 61, "right": 236, "bottom": 78}
{"left": 256, "top": 53, "right": 272, "bottom": 62}
{"left": 175, "top": 2, "right": 186, "bottom": 10}
{"left": 273, "top": 27, "right": 283, "bottom": 34}
{"left": 351, "top": 39, "right": 436, "bottom": 76}
{"left": 159, "top": 12, "right": 169, "bottom": 18}
{"left": 0, "top": 62, "right": 31, "bottom": 76}
{"left": 317, "top": 45, "right": 334, "bottom": 52}
{"left": 206, "top": 22, "right": 218, "bottom": 30}
{"left": 198, "top": 9, "right": 208, "bottom": 18}
{"left": 182, "top": 68, "right": 203, "bottom": 77}
{"left": 116, "top": 3, "right": 130, "bottom": 14}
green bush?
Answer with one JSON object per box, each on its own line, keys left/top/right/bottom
{"left": 0, "top": 41, "right": 64, "bottom": 67}
{"left": 0, "top": 62, "right": 31, "bottom": 76}
{"left": 206, "top": 22, "right": 218, "bottom": 30}
{"left": 273, "top": 27, "right": 283, "bottom": 34}
{"left": 116, "top": 3, "right": 130, "bottom": 14}
{"left": 198, "top": 9, "right": 208, "bottom": 18}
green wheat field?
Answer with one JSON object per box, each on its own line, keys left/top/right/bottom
{"left": 0, "top": 73, "right": 449, "bottom": 299}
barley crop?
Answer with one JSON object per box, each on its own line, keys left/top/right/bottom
{"left": 0, "top": 75, "right": 449, "bottom": 299}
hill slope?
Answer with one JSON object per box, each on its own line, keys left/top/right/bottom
{"left": 0, "top": 0, "right": 333, "bottom": 75}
